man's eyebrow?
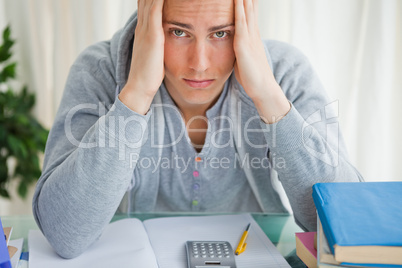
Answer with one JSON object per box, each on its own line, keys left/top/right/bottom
{"left": 208, "top": 23, "right": 235, "bottom": 32}
{"left": 164, "top": 21, "right": 194, "bottom": 30}
{"left": 164, "top": 21, "right": 234, "bottom": 32}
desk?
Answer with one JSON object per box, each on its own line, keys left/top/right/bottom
{"left": 1, "top": 212, "right": 306, "bottom": 267}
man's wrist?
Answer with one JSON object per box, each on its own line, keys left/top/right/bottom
{"left": 252, "top": 85, "right": 291, "bottom": 124}
{"left": 118, "top": 84, "right": 155, "bottom": 115}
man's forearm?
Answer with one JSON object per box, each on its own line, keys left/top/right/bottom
{"left": 32, "top": 98, "right": 149, "bottom": 259}
{"left": 261, "top": 105, "right": 363, "bottom": 231}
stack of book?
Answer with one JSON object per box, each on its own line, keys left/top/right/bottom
{"left": 0, "top": 218, "right": 23, "bottom": 268}
{"left": 295, "top": 231, "right": 317, "bottom": 268}
{"left": 312, "top": 182, "right": 402, "bottom": 267}
{"left": 1, "top": 218, "right": 12, "bottom": 268}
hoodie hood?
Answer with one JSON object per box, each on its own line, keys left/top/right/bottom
{"left": 111, "top": 11, "right": 139, "bottom": 90}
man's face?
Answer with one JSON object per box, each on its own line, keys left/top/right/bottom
{"left": 162, "top": 0, "right": 235, "bottom": 111}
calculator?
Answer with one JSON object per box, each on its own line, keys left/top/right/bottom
{"left": 185, "top": 241, "right": 237, "bottom": 268}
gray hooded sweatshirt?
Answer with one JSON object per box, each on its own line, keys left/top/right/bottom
{"left": 32, "top": 12, "right": 363, "bottom": 258}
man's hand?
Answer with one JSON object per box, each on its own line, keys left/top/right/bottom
{"left": 119, "top": 0, "right": 165, "bottom": 115}
{"left": 233, "top": 0, "right": 290, "bottom": 123}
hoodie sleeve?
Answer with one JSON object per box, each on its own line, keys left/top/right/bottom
{"left": 259, "top": 40, "right": 364, "bottom": 232}
{"left": 32, "top": 41, "right": 150, "bottom": 259}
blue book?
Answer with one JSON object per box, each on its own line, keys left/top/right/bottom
{"left": 312, "top": 182, "right": 402, "bottom": 266}
{"left": 0, "top": 218, "right": 12, "bottom": 268}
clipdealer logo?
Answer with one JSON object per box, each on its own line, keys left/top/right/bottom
{"left": 63, "top": 100, "right": 340, "bottom": 168}
{"left": 301, "top": 100, "right": 339, "bottom": 167}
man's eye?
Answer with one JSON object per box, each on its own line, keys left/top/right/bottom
{"left": 214, "top": 31, "right": 227, "bottom": 38}
{"left": 173, "top": 30, "right": 186, "bottom": 37}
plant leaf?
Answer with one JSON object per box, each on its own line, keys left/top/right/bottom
{"left": 17, "top": 181, "right": 28, "bottom": 198}
{"left": 0, "top": 160, "right": 8, "bottom": 183}
{"left": 0, "top": 62, "right": 17, "bottom": 83}
{"left": 0, "top": 25, "right": 14, "bottom": 63}
{"left": 3, "top": 25, "right": 11, "bottom": 40}
{"left": 0, "top": 188, "right": 10, "bottom": 199}
{"left": 7, "top": 134, "right": 28, "bottom": 159}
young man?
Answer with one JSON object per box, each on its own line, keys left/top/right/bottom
{"left": 33, "top": 0, "right": 363, "bottom": 259}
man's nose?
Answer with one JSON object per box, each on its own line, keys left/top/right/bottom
{"left": 188, "top": 41, "right": 210, "bottom": 73}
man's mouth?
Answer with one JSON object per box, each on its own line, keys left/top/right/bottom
{"left": 183, "top": 79, "right": 214, "bottom": 88}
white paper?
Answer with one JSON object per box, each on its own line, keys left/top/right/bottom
{"left": 144, "top": 214, "right": 290, "bottom": 268}
{"left": 16, "top": 260, "right": 28, "bottom": 268}
{"left": 8, "top": 238, "right": 23, "bottom": 268}
{"left": 28, "top": 214, "right": 290, "bottom": 268}
{"left": 28, "top": 218, "right": 158, "bottom": 268}
{"left": 5, "top": 227, "right": 12, "bottom": 245}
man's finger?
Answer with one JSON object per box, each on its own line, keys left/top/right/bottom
{"left": 149, "top": 0, "right": 164, "bottom": 29}
{"left": 137, "top": 0, "right": 145, "bottom": 27}
{"left": 235, "top": 0, "right": 247, "bottom": 35}
{"left": 244, "top": 0, "right": 254, "bottom": 32}
{"left": 153, "top": 0, "right": 164, "bottom": 10}
{"left": 142, "top": 0, "right": 154, "bottom": 28}
{"left": 254, "top": 0, "right": 259, "bottom": 28}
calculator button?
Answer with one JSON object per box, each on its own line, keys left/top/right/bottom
{"left": 193, "top": 254, "right": 199, "bottom": 258}
{"left": 202, "top": 254, "right": 207, "bottom": 258}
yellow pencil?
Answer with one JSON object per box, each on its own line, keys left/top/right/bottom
{"left": 235, "top": 223, "right": 250, "bottom": 255}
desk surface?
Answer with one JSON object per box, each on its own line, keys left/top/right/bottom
{"left": 1, "top": 212, "right": 305, "bottom": 267}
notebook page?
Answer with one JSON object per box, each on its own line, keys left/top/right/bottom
{"left": 29, "top": 218, "right": 158, "bottom": 268}
{"left": 144, "top": 214, "right": 290, "bottom": 268}
{"left": 9, "top": 238, "right": 23, "bottom": 268}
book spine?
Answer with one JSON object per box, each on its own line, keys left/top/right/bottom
{"left": 0, "top": 220, "right": 11, "bottom": 268}
{"left": 0, "top": 262, "right": 12, "bottom": 268}
{"left": 312, "top": 184, "right": 337, "bottom": 255}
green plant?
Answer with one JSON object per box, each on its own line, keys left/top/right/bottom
{"left": 0, "top": 25, "right": 49, "bottom": 199}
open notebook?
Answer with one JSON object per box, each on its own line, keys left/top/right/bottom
{"left": 29, "top": 214, "right": 290, "bottom": 268}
